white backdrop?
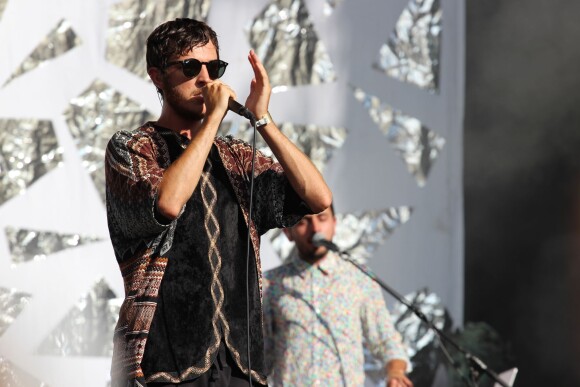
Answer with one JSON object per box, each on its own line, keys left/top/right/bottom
{"left": 0, "top": 0, "right": 464, "bottom": 385}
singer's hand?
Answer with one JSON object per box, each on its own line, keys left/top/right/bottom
{"left": 202, "top": 80, "right": 236, "bottom": 121}
{"left": 245, "top": 50, "right": 271, "bottom": 118}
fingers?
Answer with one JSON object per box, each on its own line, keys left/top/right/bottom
{"left": 387, "top": 376, "right": 413, "bottom": 387}
{"left": 203, "top": 80, "right": 236, "bottom": 114}
{"left": 248, "top": 50, "right": 270, "bottom": 88}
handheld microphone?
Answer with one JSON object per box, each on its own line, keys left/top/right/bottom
{"left": 228, "top": 98, "right": 255, "bottom": 121}
{"left": 312, "top": 233, "right": 341, "bottom": 253}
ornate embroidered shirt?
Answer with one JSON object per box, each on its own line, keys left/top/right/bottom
{"left": 105, "top": 122, "right": 309, "bottom": 387}
{"left": 263, "top": 252, "right": 409, "bottom": 386}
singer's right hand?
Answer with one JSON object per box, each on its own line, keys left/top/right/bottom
{"left": 202, "top": 80, "right": 236, "bottom": 120}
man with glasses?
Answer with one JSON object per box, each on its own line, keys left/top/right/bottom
{"left": 105, "top": 18, "right": 332, "bottom": 387}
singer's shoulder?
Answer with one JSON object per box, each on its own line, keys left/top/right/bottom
{"left": 109, "top": 122, "right": 158, "bottom": 143}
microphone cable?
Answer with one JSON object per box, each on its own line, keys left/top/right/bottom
{"left": 227, "top": 99, "right": 258, "bottom": 386}
{"left": 243, "top": 114, "right": 258, "bottom": 387}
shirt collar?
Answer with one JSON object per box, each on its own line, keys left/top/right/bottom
{"left": 290, "top": 250, "right": 340, "bottom": 277}
{"left": 149, "top": 121, "right": 191, "bottom": 149}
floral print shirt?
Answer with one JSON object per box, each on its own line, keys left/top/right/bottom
{"left": 263, "top": 252, "right": 409, "bottom": 386}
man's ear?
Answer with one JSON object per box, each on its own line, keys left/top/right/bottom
{"left": 282, "top": 228, "right": 294, "bottom": 242}
{"left": 148, "top": 67, "right": 164, "bottom": 90}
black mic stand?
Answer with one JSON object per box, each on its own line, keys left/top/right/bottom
{"left": 333, "top": 248, "right": 510, "bottom": 387}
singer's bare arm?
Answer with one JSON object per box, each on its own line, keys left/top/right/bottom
{"left": 244, "top": 50, "right": 332, "bottom": 213}
{"left": 148, "top": 43, "right": 235, "bottom": 220}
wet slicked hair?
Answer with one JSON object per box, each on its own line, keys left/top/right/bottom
{"left": 146, "top": 18, "right": 220, "bottom": 71}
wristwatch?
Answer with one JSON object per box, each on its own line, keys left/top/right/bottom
{"left": 255, "top": 112, "right": 273, "bottom": 127}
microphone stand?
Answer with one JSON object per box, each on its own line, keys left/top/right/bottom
{"left": 334, "top": 248, "right": 510, "bottom": 387}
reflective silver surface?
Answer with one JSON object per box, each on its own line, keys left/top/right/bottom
{"left": 3, "top": 19, "right": 82, "bottom": 87}
{"left": 391, "top": 288, "right": 449, "bottom": 358}
{"left": 0, "top": 287, "right": 31, "bottom": 338}
{"left": 374, "top": 0, "right": 441, "bottom": 92}
{"left": 247, "top": 0, "right": 337, "bottom": 92}
{"left": 222, "top": 120, "right": 347, "bottom": 172}
{"left": 268, "top": 207, "right": 412, "bottom": 263}
{"left": 36, "top": 279, "right": 120, "bottom": 357}
{"left": 63, "top": 80, "right": 155, "bottom": 202}
{"left": 106, "top": 0, "right": 211, "bottom": 79}
{"left": 353, "top": 86, "right": 445, "bottom": 187}
{"left": 0, "top": 356, "right": 49, "bottom": 387}
{"left": 5, "top": 227, "right": 103, "bottom": 265}
{"left": 0, "top": 119, "right": 63, "bottom": 206}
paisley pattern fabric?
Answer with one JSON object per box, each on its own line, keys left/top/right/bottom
{"left": 105, "top": 122, "right": 310, "bottom": 387}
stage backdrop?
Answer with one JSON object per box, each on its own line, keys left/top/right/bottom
{"left": 0, "top": 0, "right": 464, "bottom": 386}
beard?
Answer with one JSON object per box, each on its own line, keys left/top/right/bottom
{"left": 162, "top": 79, "right": 205, "bottom": 122}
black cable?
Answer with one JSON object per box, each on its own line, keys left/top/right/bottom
{"left": 244, "top": 116, "right": 258, "bottom": 387}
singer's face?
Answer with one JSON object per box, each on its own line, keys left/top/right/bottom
{"left": 284, "top": 207, "right": 336, "bottom": 263}
{"left": 156, "top": 42, "right": 218, "bottom": 121}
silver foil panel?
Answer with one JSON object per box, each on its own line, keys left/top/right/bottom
{"left": 323, "top": 0, "right": 344, "bottom": 16}
{"left": 374, "top": 0, "right": 442, "bottom": 92}
{"left": 268, "top": 207, "right": 412, "bottom": 263}
{"left": 63, "top": 80, "right": 155, "bottom": 203}
{"left": 221, "top": 120, "right": 347, "bottom": 172}
{"left": 36, "top": 279, "right": 120, "bottom": 357}
{"left": 0, "top": 356, "right": 49, "bottom": 387}
{"left": 106, "top": 0, "right": 211, "bottom": 79}
{"left": 3, "top": 19, "right": 82, "bottom": 87}
{"left": 353, "top": 86, "right": 445, "bottom": 187}
{"left": 390, "top": 288, "right": 450, "bottom": 358}
{"left": 0, "top": 287, "right": 31, "bottom": 338}
{"left": 0, "top": 119, "right": 63, "bottom": 206}
{"left": 247, "top": 0, "right": 337, "bottom": 92}
{"left": 4, "top": 227, "right": 103, "bottom": 265}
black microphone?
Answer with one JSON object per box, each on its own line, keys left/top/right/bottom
{"left": 312, "top": 233, "right": 341, "bottom": 253}
{"left": 228, "top": 98, "right": 255, "bottom": 121}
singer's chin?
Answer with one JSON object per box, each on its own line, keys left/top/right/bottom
{"left": 312, "top": 246, "right": 329, "bottom": 259}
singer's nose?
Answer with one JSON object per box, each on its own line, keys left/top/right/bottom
{"left": 310, "top": 217, "right": 322, "bottom": 233}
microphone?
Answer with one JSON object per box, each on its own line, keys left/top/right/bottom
{"left": 228, "top": 98, "right": 256, "bottom": 121}
{"left": 312, "top": 233, "right": 341, "bottom": 253}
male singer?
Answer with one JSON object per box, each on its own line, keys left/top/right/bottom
{"left": 263, "top": 205, "right": 412, "bottom": 386}
{"left": 104, "top": 18, "right": 332, "bottom": 387}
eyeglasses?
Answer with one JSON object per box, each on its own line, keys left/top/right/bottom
{"left": 164, "top": 58, "right": 228, "bottom": 79}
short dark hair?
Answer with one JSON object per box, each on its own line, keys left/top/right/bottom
{"left": 146, "top": 18, "right": 220, "bottom": 71}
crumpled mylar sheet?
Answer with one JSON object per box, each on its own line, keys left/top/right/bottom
{"left": 247, "top": 0, "right": 337, "bottom": 92}
{"left": 220, "top": 121, "right": 347, "bottom": 173}
{"left": 106, "top": 0, "right": 211, "bottom": 79}
{"left": 0, "top": 356, "right": 49, "bottom": 387}
{"left": 0, "top": 287, "right": 31, "bottom": 338}
{"left": 63, "top": 80, "right": 155, "bottom": 203}
{"left": 365, "top": 288, "right": 452, "bottom": 387}
{"left": 353, "top": 86, "right": 445, "bottom": 187}
{"left": 36, "top": 279, "right": 120, "bottom": 357}
{"left": 3, "top": 19, "right": 81, "bottom": 87}
{"left": 0, "top": 119, "right": 63, "bottom": 206}
{"left": 323, "top": 0, "right": 344, "bottom": 16}
{"left": 374, "top": 0, "right": 441, "bottom": 92}
{"left": 4, "top": 227, "right": 103, "bottom": 265}
{"left": 267, "top": 207, "right": 412, "bottom": 263}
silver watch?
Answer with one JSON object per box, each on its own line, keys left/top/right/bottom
{"left": 255, "top": 112, "right": 273, "bottom": 127}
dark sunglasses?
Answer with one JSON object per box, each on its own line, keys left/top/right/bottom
{"left": 164, "top": 58, "right": 228, "bottom": 79}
